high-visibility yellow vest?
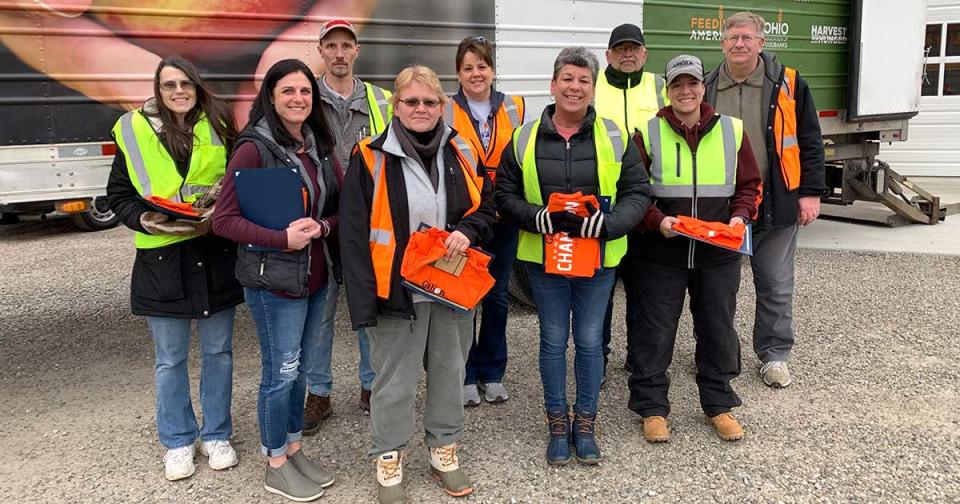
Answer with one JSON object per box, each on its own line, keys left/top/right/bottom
{"left": 364, "top": 82, "right": 393, "bottom": 136}
{"left": 112, "top": 110, "right": 226, "bottom": 249}
{"left": 513, "top": 117, "right": 629, "bottom": 268}
{"left": 355, "top": 134, "right": 483, "bottom": 299}
{"left": 637, "top": 114, "right": 743, "bottom": 199}
{"left": 595, "top": 71, "right": 668, "bottom": 135}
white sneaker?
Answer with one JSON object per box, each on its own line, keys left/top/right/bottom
{"left": 760, "top": 361, "right": 792, "bottom": 388}
{"left": 163, "top": 444, "right": 196, "bottom": 481}
{"left": 200, "top": 439, "right": 238, "bottom": 470}
{"left": 376, "top": 451, "right": 403, "bottom": 487}
{"left": 463, "top": 384, "right": 481, "bottom": 407}
{"left": 478, "top": 382, "right": 509, "bottom": 403}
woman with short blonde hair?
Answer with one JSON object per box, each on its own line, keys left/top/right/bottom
{"left": 340, "top": 64, "right": 495, "bottom": 503}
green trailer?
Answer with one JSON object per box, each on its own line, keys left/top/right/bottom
{"left": 641, "top": 0, "right": 953, "bottom": 225}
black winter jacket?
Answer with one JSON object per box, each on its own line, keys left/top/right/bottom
{"left": 339, "top": 122, "right": 496, "bottom": 330}
{"left": 495, "top": 105, "right": 652, "bottom": 253}
{"left": 227, "top": 125, "right": 341, "bottom": 298}
{"left": 705, "top": 51, "right": 826, "bottom": 229}
{"left": 107, "top": 149, "right": 243, "bottom": 319}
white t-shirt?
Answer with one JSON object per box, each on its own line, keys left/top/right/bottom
{"left": 467, "top": 98, "right": 493, "bottom": 150}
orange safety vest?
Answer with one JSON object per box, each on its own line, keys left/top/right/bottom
{"left": 444, "top": 95, "right": 524, "bottom": 183}
{"left": 775, "top": 67, "right": 801, "bottom": 191}
{"left": 355, "top": 135, "right": 485, "bottom": 299}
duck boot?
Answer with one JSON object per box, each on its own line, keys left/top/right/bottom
{"left": 544, "top": 407, "right": 571, "bottom": 465}
{"left": 572, "top": 408, "right": 602, "bottom": 464}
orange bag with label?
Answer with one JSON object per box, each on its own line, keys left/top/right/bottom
{"left": 543, "top": 192, "right": 601, "bottom": 278}
{"left": 400, "top": 227, "right": 496, "bottom": 311}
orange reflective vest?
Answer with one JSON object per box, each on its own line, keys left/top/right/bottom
{"left": 443, "top": 95, "right": 524, "bottom": 183}
{"left": 775, "top": 67, "right": 801, "bottom": 191}
{"left": 355, "top": 134, "right": 484, "bottom": 299}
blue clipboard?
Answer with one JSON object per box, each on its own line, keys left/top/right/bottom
{"left": 234, "top": 167, "right": 306, "bottom": 252}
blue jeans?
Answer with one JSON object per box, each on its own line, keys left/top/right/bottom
{"left": 465, "top": 221, "right": 519, "bottom": 384}
{"left": 147, "top": 307, "right": 235, "bottom": 449}
{"left": 526, "top": 263, "right": 615, "bottom": 413}
{"left": 245, "top": 286, "right": 328, "bottom": 457}
{"left": 303, "top": 280, "right": 374, "bottom": 395}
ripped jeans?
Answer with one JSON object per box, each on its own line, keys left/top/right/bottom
{"left": 245, "top": 285, "right": 329, "bottom": 457}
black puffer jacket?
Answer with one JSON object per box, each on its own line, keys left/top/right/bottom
{"left": 107, "top": 150, "right": 243, "bottom": 319}
{"left": 705, "top": 51, "right": 826, "bottom": 229}
{"left": 339, "top": 122, "right": 495, "bottom": 330}
{"left": 495, "top": 105, "right": 651, "bottom": 250}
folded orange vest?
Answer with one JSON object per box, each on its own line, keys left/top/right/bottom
{"left": 544, "top": 192, "right": 601, "bottom": 278}
{"left": 144, "top": 195, "right": 202, "bottom": 219}
{"left": 672, "top": 215, "right": 746, "bottom": 250}
{"left": 400, "top": 226, "right": 495, "bottom": 311}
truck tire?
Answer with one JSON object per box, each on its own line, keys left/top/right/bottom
{"left": 70, "top": 197, "right": 119, "bottom": 231}
{"left": 507, "top": 261, "right": 535, "bottom": 307}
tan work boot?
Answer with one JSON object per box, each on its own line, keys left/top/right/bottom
{"left": 709, "top": 412, "right": 744, "bottom": 441}
{"left": 642, "top": 416, "right": 670, "bottom": 443}
{"left": 428, "top": 444, "right": 473, "bottom": 497}
{"left": 375, "top": 451, "right": 406, "bottom": 504}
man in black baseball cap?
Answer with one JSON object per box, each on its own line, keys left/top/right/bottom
{"left": 596, "top": 22, "right": 668, "bottom": 382}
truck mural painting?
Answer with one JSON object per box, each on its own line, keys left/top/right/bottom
{"left": 0, "top": 0, "right": 492, "bottom": 228}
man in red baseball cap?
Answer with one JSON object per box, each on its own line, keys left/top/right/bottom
{"left": 300, "top": 17, "right": 394, "bottom": 435}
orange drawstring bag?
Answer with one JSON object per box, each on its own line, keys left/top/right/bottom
{"left": 544, "top": 192, "right": 601, "bottom": 278}
{"left": 672, "top": 215, "right": 747, "bottom": 251}
{"left": 400, "top": 226, "right": 496, "bottom": 311}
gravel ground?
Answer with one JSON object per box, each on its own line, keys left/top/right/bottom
{"left": 1, "top": 217, "right": 958, "bottom": 503}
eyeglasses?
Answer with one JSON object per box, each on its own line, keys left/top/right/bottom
{"left": 399, "top": 97, "right": 442, "bottom": 109}
{"left": 160, "top": 80, "right": 196, "bottom": 92}
{"left": 612, "top": 44, "right": 644, "bottom": 54}
{"left": 722, "top": 34, "right": 762, "bottom": 43}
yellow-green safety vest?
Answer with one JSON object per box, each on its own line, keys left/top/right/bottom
{"left": 364, "top": 82, "right": 393, "bottom": 135}
{"left": 595, "top": 71, "right": 668, "bottom": 136}
{"left": 513, "top": 117, "right": 629, "bottom": 268}
{"left": 637, "top": 115, "right": 743, "bottom": 199}
{"left": 112, "top": 110, "right": 226, "bottom": 249}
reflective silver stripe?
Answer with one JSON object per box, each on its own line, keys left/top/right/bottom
{"left": 655, "top": 75, "right": 665, "bottom": 109}
{"left": 504, "top": 96, "right": 521, "bottom": 128}
{"left": 514, "top": 122, "right": 537, "bottom": 163}
{"left": 782, "top": 135, "right": 798, "bottom": 149}
{"left": 781, "top": 76, "right": 793, "bottom": 99}
{"left": 451, "top": 135, "right": 477, "bottom": 170}
{"left": 720, "top": 116, "right": 737, "bottom": 188}
{"left": 180, "top": 184, "right": 209, "bottom": 202}
{"left": 442, "top": 101, "right": 454, "bottom": 125}
{"left": 599, "top": 118, "right": 624, "bottom": 162}
{"left": 647, "top": 117, "right": 663, "bottom": 184}
{"left": 369, "top": 228, "right": 392, "bottom": 245}
{"left": 119, "top": 112, "right": 152, "bottom": 196}
{"left": 208, "top": 122, "right": 223, "bottom": 147}
{"left": 698, "top": 185, "right": 736, "bottom": 197}
{"left": 369, "top": 85, "right": 390, "bottom": 126}
{"left": 651, "top": 185, "right": 691, "bottom": 198}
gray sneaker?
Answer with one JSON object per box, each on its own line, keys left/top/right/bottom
{"left": 289, "top": 450, "right": 335, "bottom": 488}
{"left": 463, "top": 384, "right": 481, "bottom": 407}
{"left": 264, "top": 460, "right": 324, "bottom": 502}
{"left": 478, "top": 381, "right": 509, "bottom": 403}
{"left": 760, "top": 361, "right": 792, "bottom": 388}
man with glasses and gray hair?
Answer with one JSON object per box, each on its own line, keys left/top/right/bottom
{"left": 703, "top": 11, "right": 826, "bottom": 388}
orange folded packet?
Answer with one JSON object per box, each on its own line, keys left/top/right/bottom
{"left": 672, "top": 215, "right": 746, "bottom": 250}
{"left": 400, "top": 226, "right": 495, "bottom": 311}
{"left": 146, "top": 196, "right": 201, "bottom": 217}
{"left": 543, "top": 192, "right": 601, "bottom": 278}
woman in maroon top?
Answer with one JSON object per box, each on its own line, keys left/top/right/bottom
{"left": 212, "top": 59, "right": 340, "bottom": 502}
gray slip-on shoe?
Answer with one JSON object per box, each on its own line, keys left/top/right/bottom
{"left": 463, "top": 384, "right": 481, "bottom": 407}
{"left": 478, "top": 381, "right": 509, "bottom": 403}
{"left": 289, "top": 450, "right": 335, "bottom": 488}
{"left": 264, "top": 460, "right": 324, "bottom": 502}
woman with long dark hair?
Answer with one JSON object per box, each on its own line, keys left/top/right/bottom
{"left": 106, "top": 55, "right": 242, "bottom": 481}
{"left": 212, "top": 59, "right": 339, "bottom": 502}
